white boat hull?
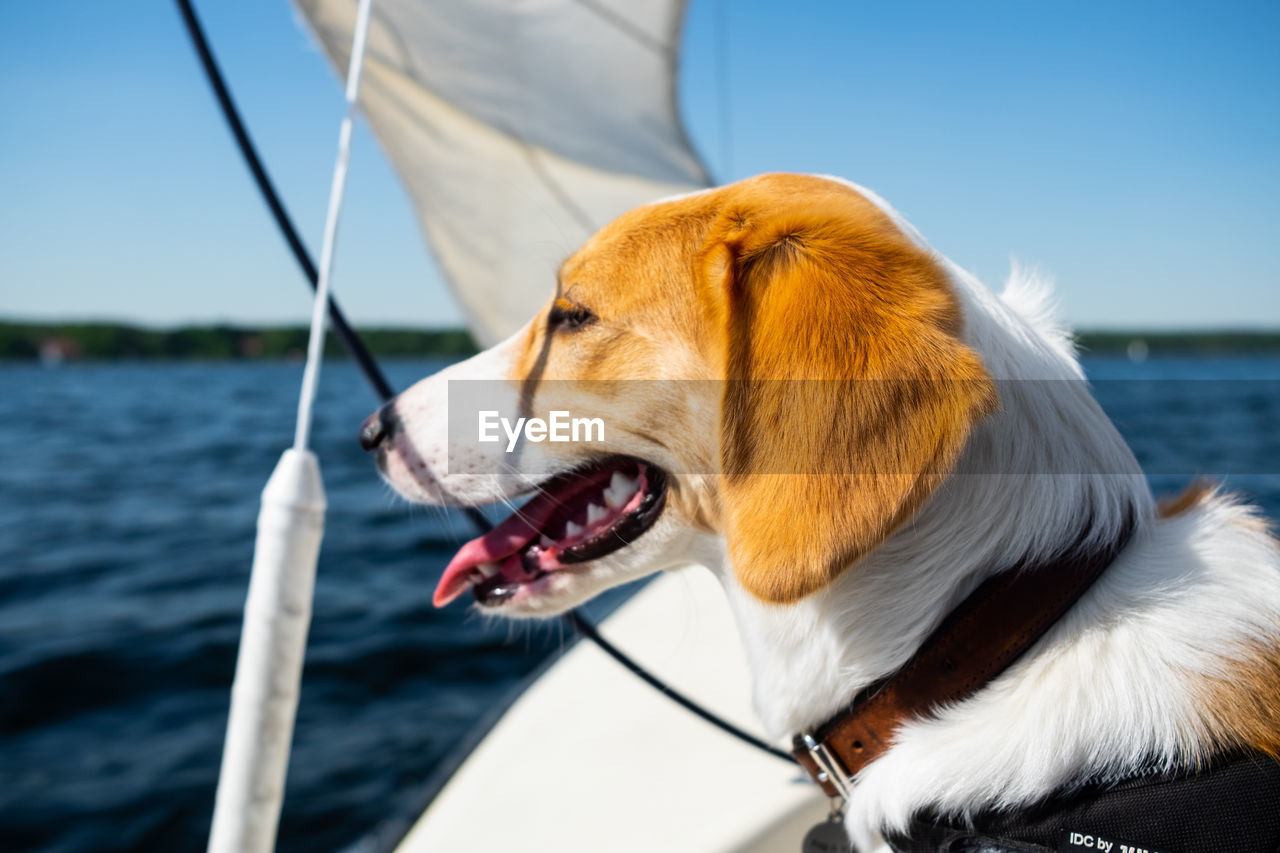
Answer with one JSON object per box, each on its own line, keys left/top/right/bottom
{"left": 396, "top": 567, "right": 825, "bottom": 851}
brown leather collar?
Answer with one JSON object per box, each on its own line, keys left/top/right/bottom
{"left": 791, "top": 516, "right": 1136, "bottom": 797}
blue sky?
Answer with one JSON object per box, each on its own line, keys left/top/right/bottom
{"left": 1, "top": 1, "right": 1277, "bottom": 329}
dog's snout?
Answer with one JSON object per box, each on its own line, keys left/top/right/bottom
{"left": 359, "top": 403, "right": 399, "bottom": 451}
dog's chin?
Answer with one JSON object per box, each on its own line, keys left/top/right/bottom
{"left": 470, "top": 555, "right": 660, "bottom": 618}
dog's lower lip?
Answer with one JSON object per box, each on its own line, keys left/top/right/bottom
{"left": 472, "top": 576, "right": 523, "bottom": 604}
{"left": 432, "top": 457, "right": 668, "bottom": 608}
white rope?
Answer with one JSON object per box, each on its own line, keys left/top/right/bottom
{"left": 206, "top": 6, "right": 375, "bottom": 852}
{"left": 294, "top": 0, "right": 376, "bottom": 451}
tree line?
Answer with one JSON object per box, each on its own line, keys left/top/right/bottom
{"left": 2, "top": 321, "right": 1279, "bottom": 361}
{"left": 0, "top": 322, "right": 478, "bottom": 361}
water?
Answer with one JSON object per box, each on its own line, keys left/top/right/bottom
{"left": 1, "top": 357, "right": 1278, "bottom": 852}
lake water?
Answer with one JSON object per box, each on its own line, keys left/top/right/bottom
{"left": 2, "top": 357, "right": 1278, "bottom": 852}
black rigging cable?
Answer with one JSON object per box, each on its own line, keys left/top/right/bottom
{"left": 175, "top": 0, "right": 794, "bottom": 768}
{"left": 564, "top": 611, "right": 794, "bottom": 761}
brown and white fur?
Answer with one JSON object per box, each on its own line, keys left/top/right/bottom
{"left": 369, "top": 174, "right": 1280, "bottom": 848}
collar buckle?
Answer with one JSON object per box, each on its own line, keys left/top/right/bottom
{"left": 802, "top": 732, "right": 851, "bottom": 797}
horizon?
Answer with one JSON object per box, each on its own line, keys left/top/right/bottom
{"left": 6, "top": 317, "right": 1280, "bottom": 336}
{"left": 2, "top": 1, "right": 1278, "bottom": 330}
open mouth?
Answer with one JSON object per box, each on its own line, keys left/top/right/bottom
{"left": 433, "top": 456, "right": 668, "bottom": 607}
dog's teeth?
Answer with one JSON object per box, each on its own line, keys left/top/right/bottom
{"left": 565, "top": 520, "right": 583, "bottom": 538}
{"left": 477, "top": 562, "right": 499, "bottom": 579}
{"left": 611, "top": 472, "right": 639, "bottom": 498}
{"left": 540, "top": 534, "right": 554, "bottom": 548}
{"left": 586, "top": 503, "right": 607, "bottom": 525}
{"left": 603, "top": 485, "right": 623, "bottom": 508}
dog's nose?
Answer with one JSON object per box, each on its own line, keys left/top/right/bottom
{"left": 359, "top": 403, "right": 398, "bottom": 451}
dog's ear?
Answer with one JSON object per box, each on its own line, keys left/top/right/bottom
{"left": 702, "top": 180, "right": 997, "bottom": 604}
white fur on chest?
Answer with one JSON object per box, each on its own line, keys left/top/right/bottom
{"left": 719, "top": 465, "right": 1280, "bottom": 849}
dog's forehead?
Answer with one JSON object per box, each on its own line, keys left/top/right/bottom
{"left": 566, "top": 173, "right": 880, "bottom": 262}
{"left": 557, "top": 173, "right": 897, "bottom": 317}
{"left": 565, "top": 193, "right": 717, "bottom": 277}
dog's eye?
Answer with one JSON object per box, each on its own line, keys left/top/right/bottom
{"left": 548, "top": 300, "right": 596, "bottom": 332}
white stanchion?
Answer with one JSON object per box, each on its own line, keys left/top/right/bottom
{"left": 293, "top": 0, "right": 375, "bottom": 453}
{"left": 207, "top": 449, "right": 325, "bottom": 853}
{"left": 207, "top": 1, "right": 374, "bottom": 850}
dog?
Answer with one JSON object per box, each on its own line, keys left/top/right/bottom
{"left": 361, "top": 174, "right": 1280, "bottom": 850}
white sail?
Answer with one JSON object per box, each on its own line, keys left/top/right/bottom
{"left": 292, "top": 0, "right": 711, "bottom": 344}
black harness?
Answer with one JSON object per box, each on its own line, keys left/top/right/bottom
{"left": 885, "top": 752, "right": 1280, "bottom": 853}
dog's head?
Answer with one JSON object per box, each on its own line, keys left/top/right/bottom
{"left": 365, "top": 174, "right": 995, "bottom": 616}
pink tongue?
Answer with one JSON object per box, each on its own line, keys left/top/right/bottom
{"left": 433, "top": 518, "right": 540, "bottom": 607}
{"left": 432, "top": 470, "right": 610, "bottom": 607}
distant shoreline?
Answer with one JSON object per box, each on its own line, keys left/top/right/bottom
{"left": 0, "top": 322, "right": 477, "bottom": 362}
{"left": 3, "top": 321, "right": 1280, "bottom": 362}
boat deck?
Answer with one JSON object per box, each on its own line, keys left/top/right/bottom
{"left": 396, "top": 567, "right": 825, "bottom": 851}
